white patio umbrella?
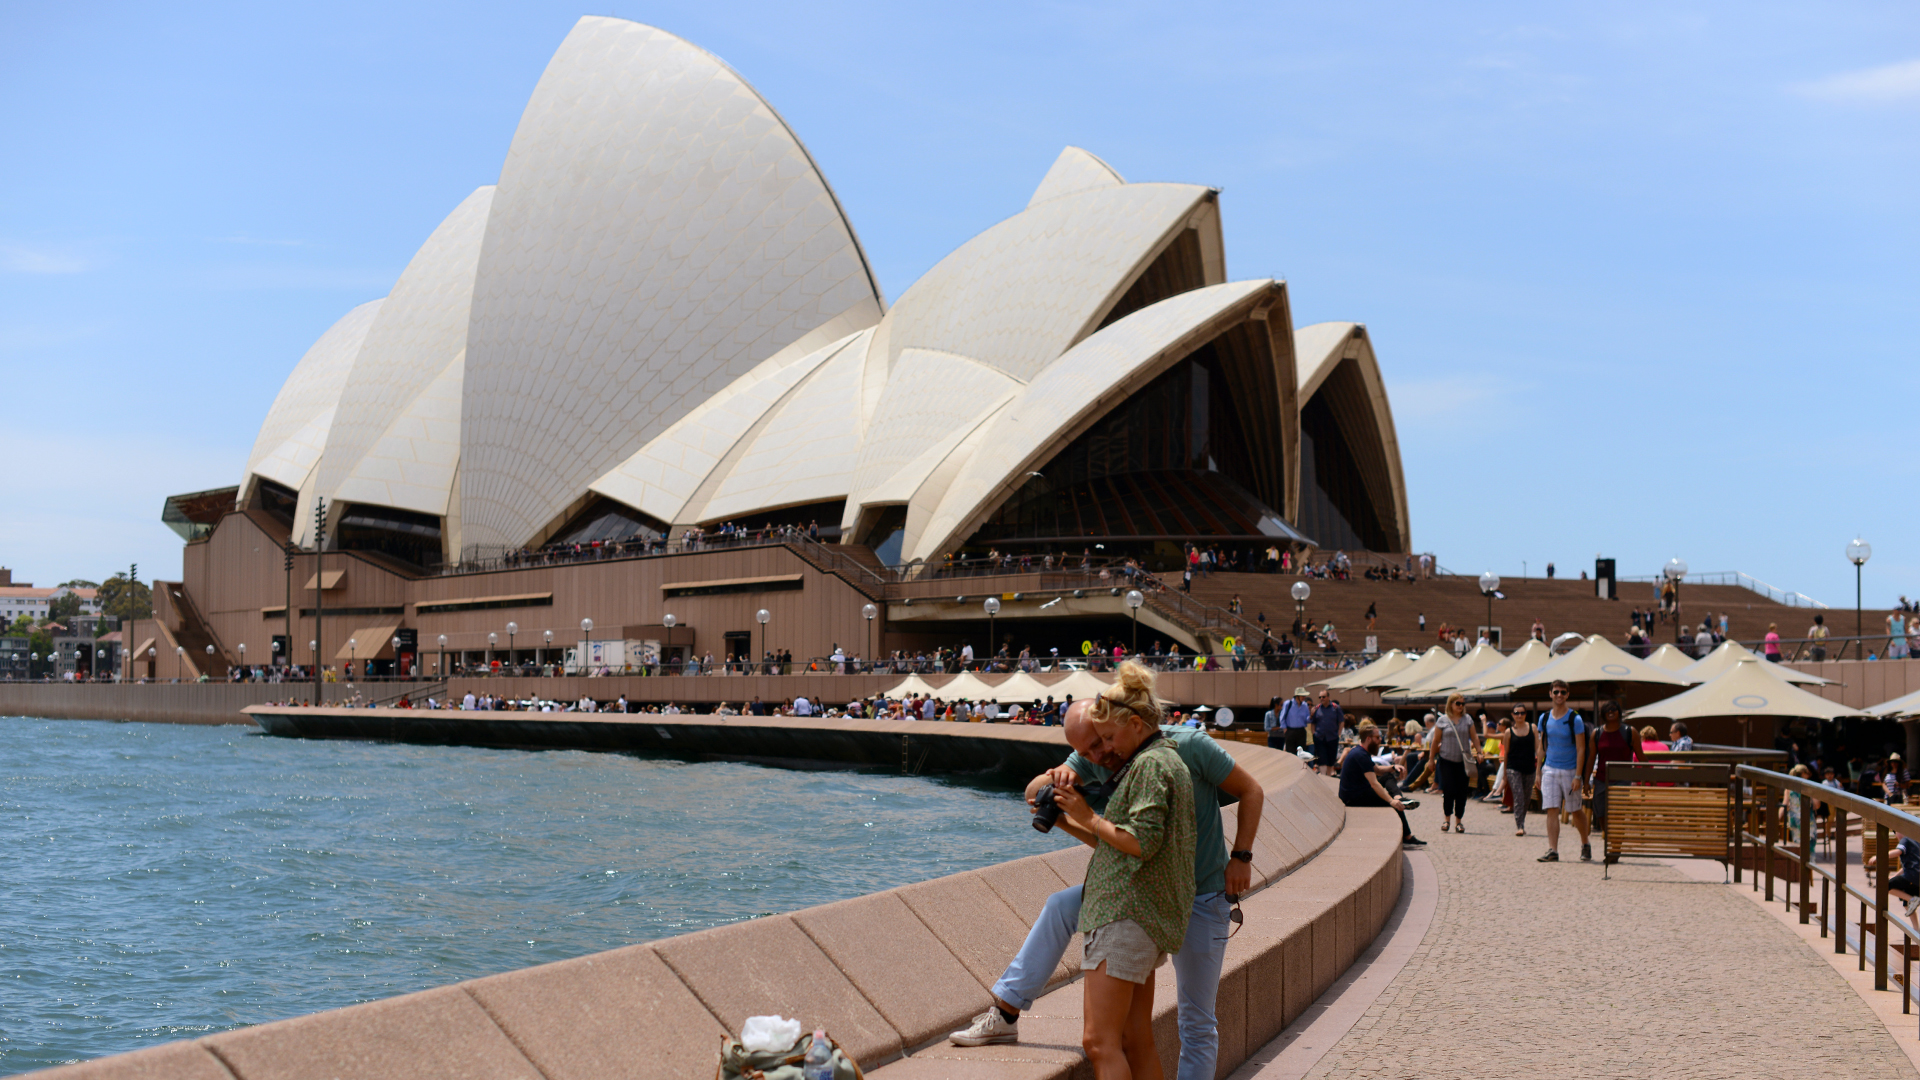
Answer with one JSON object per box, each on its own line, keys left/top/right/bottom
{"left": 1382, "top": 644, "right": 1507, "bottom": 701}
{"left": 1643, "top": 643, "right": 1697, "bottom": 672}
{"left": 1867, "top": 685, "right": 1920, "bottom": 718}
{"left": 1348, "top": 646, "right": 1455, "bottom": 693}
{"left": 1680, "top": 639, "right": 1835, "bottom": 687}
{"left": 1452, "top": 639, "right": 1556, "bottom": 699}
{"left": 1493, "top": 634, "right": 1695, "bottom": 695}
{"left": 1627, "top": 657, "right": 1869, "bottom": 723}
{"left": 1310, "top": 648, "right": 1414, "bottom": 691}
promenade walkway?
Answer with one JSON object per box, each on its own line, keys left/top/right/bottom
{"left": 1235, "top": 798, "right": 1920, "bottom": 1080}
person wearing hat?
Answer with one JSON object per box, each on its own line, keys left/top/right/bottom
{"left": 1271, "top": 687, "right": 1312, "bottom": 753}
{"left": 1884, "top": 753, "right": 1909, "bottom": 804}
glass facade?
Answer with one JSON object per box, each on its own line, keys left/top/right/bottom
{"left": 337, "top": 505, "right": 444, "bottom": 571}
{"left": 1296, "top": 365, "right": 1393, "bottom": 553}
{"left": 968, "top": 347, "right": 1300, "bottom": 548}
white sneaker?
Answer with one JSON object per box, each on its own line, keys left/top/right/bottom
{"left": 1902, "top": 896, "right": 1919, "bottom": 922}
{"left": 949, "top": 1008, "right": 1019, "bottom": 1046}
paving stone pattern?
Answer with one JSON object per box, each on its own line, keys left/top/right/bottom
{"left": 1301, "top": 800, "right": 1918, "bottom": 1080}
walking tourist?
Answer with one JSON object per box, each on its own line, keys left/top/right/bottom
{"left": 1808, "top": 614, "right": 1830, "bottom": 661}
{"left": 1504, "top": 705, "right": 1536, "bottom": 835}
{"left": 1339, "top": 720, "right": 1424, "bottom": 847}
{"left": 1535, "top": 680, "right": 1591, "bottom": 862}
{"left": 1428, "top": 693, "right": 1479, "bottom": 833}
{"left": 1311, "top": 689, "right": 1345, "bottom": 776}
{"left": 952, "top": 669, "right": 1264, "bottom": 1080}
{"left": 1276, "top": 687, "right": 1310, "bottom": 753}
{"left": 1587, "top": 702, "right": 1640, "bottom": 835}
{"left": 1764, "top": 623, "right": 1782, "bottom": 662}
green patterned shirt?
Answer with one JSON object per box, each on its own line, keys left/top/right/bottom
{"left": 1077, "top": 739, "right": 1196, "bottom": 954}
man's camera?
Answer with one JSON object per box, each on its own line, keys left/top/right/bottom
{"left": 1030, "top": 778, "right": 1114, "bottom": 833}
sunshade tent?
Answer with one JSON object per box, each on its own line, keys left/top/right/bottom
{"left": 1383, "top": 644, "right": 1507, "bottom": 701}
{"left": 1680, "top": 639, "right": 1835, "bottom": 687}
{"left": 935, "top": 672, "right": 1004, "bottom": 701}
{"left": 1311, "top": 649, "right": 1413, "bottom": 691}
{"left": 1627, "top": 657, "right": 1870, "bottom": 723}
{"left": 882, "top": 674, "right": 945, "bottom": 700}
{"left": 1367, "top": 645, "right": 1466, "bottom": 687}
{"left": 1643, "top": 643, "right": 1696, "bottom": 672}
{"left": 1868, "top": 686, "right": 1920, "bottom": 718}
{"left": 1495, "top": 634, "right": 1695, "bottom": 695}
{"left": 1038, "top": 669, "right": 1115, "bottom": 701}
{"left": 1451, "top": 639, "right": 1555, "bottom": 698}
{"left": 982, "top": 673, "right": 1054, "bottom": 703}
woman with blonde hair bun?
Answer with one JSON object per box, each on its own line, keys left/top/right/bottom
{"left": 1051, "top": 660, "right": 1196, "bottom": 1079}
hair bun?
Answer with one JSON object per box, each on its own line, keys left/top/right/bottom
{"left": 1114, "top": 659, "right": 1157, "bottom": 696}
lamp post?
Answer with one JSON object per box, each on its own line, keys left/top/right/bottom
{"left": 1662, "top": 557, "right": 1688, "bottom": 634}
{"left": 204, "top": 643, "right": 215, "bottom": 681}
{"left": 543, "top": 629, "right": 553, "bottom": 675}
{"left": 756, "top": 608, "right": 770, "bottom": 674}
{"left": 1478, "top": 571, "right": 1500, "bottom": 646}
{"left": 862, "top": 603, "right": 877, "bottom": 674}
{"left": 1125, "top": 589, "right": 1144, "bottom": 654}
{"left": 487, "top": 632, "right": 497, "bottom": 675}
{"left": 312, "top": 497, "right": 327, "bottom": 695}
{"left": 175, "top": 645, "right": 183, "bottom": 682}
{"left": 437, "top": 634, "right": 448, "bottom": 678}
{"left": 984, "top": 597, "right": 1000, "bottom": 668}
{"left": 237, "top": 643, "right": 246, "bottom": 676}
{"left": 1291, "top": 580, "right": 1311, "bottom": 633}
{"left": 391, "top": 635, "right": 401, "bottom": 681}
{"left": 347, "top": 638, "right": 357, "bottom": 684}
{"left": 1848, "top": 537, "right": 1872, "bottom": 653}
{"left": 580, "top": 618, "right": 593, "bottom": 676}
{"left": 148, "top": 645, "right": 155, "bottom": 681}
{"left": 506, "top": 622, "right": 517, "bottom": 676}
{"left": 662, "top": 613, "right": 676, "bottom": 674}
{"left": 28, "top": 653, "right": 37, "bottom": 681}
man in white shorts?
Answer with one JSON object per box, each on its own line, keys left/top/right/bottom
{"left": 1534, "top": 679, "right": 1591, "bottom": 862}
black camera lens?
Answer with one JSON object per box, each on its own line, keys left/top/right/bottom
{"left": 1031, "top": 783, "right": 1061, "bottom": 833}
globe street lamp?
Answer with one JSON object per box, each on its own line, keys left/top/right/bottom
{"left": 662, "top": 613, "right": 676, "bottom": 674}
{"left": 148, "top": 645, "right": 156, "bottom": 682}
{"left": 756, "top": 608, "right": 771, "bottom": 674}
{"left": 1478, "top": 571, "right": 1500, "bottom": 646}
{"left": 205, "top": 644, "right": 215, "bottom": 680}
{"left": 347, "top": 638, "right": 358, "bottom": 684}
{"left": 1125, "top": 589, "right": 1144, "bottom": 654}
{"left": 237, "top": 643, "right": 246, "bottom": 674}
{"left": 438, "top": 633, "right": 448, "bottom": 678}
{"left": 983, "top": 596, "right": 1002, "bottom": 669}
{"left": 580, "top": 618, "right": 594, "bottom": 676}
{"left": 1291, "top": 580, "right": 1311, "bottom": 632}
{"left": 391, "top": 635, "right": 401, "bottom": 680}
{"left": 1848, "top": 538, "right": 1872, "bottom": 651}
{"left": 543, "top": 629, "right": 553, "bottom": 675}
{"left": 175, "top": 645, "right": 184, "bottom": 682}
{"left": 1663, "top": 557, "right": 1688, "bottom": 636}
{"left": 488, "top": 632, "right": 497, "bottom": 675}
{"left": 506, "top": 622, "right": 518, "bottom": 676}
{"left": 308, "top": 640, "right": 317, "bottom": 680}
{"left": 862, "top": 603, "right": 877, "bottom": 673}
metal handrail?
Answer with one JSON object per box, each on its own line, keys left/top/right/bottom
{"left": 1618, "top": 570, "right": 1828, "bottom": 609}
{"left": 1735, "top": 765, "right": 1920, "bottom": 1005}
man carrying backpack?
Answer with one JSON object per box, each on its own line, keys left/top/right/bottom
{"left": 1535, "top": 679, "right": 1592, "bottom": 862}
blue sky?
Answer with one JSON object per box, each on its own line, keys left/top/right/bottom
{"left": 2, "top": 2, "right": 1915, "bottom": 607}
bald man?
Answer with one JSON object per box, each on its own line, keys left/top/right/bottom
{"left": 949, "top": 699, "right": 1265, "bottom": 1080}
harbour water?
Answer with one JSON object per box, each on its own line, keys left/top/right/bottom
{"left": 0, "top": 716, "right": 1065, "bottom": 1073}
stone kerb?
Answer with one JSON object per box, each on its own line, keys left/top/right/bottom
{"left": 25, "top": 731, "right": 1402, "bottom": 1080}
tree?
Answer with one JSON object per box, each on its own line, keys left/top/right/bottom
{"left": 48, "top": 592, "right": 83, "bottom": 622}
{"left": 97, "top": 575, "right": 152, "bottom": 623}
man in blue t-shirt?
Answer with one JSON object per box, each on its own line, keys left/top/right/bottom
{"left": 1534, "top": 679, "right": 1591, "bottom": 862}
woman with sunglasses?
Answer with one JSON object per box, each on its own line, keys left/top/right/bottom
{"left": 1050, "top": 661, "right": 1195, "bottom": 1079}
{"left": 1503, "top": 705, "right": 1536, "bottom": 836}
{"left": 1426, "top": 692, "right": 1481, "bottom": 833}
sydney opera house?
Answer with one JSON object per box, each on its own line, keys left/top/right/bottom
{"left": 145, "top": 16, "right": 1409, "bottom": 681}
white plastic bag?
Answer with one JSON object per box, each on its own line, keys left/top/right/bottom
{"left": 740, "top": 1014, "right": 803, "bottom": 1053}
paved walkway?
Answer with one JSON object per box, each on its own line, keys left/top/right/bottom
{"left": 1241, "top": 795, "right": 1920, "bottom": 1080}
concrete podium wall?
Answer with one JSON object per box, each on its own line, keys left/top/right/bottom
{"left": 24, "top": 723, "right": 1405, "bottom": 1080}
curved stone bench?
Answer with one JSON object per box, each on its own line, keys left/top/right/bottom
{"left": 28, "top": 727, "right": 1403, "bottom": 1080}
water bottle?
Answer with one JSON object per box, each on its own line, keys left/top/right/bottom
{"left": 802, "top": 1029, "right": 834, "bottom": 1080}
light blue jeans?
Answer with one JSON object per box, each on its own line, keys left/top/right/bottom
{"left": 991, "top": 885, "right": 1233, "bottom": 1080}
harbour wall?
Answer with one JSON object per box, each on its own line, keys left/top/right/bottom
{"left": 25, "top": 715, "right": 1404, "bottom": 1080}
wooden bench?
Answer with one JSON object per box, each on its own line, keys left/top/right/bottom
{"left": 1604, "top": 784, "right": 1730, "bottom": 879}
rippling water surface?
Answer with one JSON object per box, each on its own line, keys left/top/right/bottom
{"left": 0, "top": 717, "right": 1065, "bottom": 1073}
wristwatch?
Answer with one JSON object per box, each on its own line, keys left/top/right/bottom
{"left": 1230, "top": 849, "right": 1254, "bottom": 863}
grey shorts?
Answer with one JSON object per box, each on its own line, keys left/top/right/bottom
{"left": 1082, "top": 919, "right": 1166, "bottom": 984}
